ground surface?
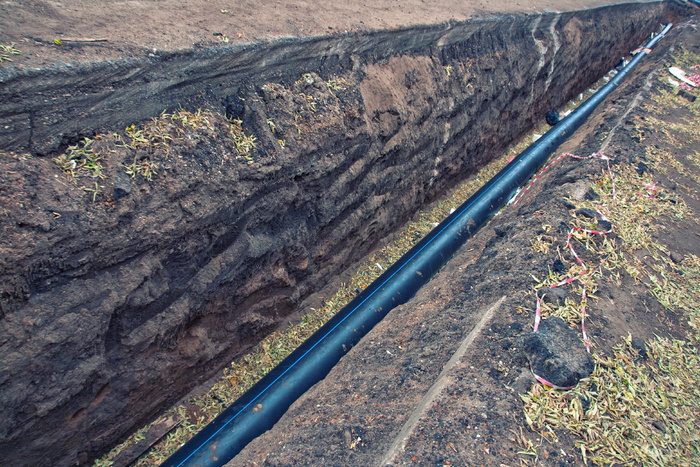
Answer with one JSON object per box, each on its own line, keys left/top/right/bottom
{"left": 1, "top": 0, "right": 658, "bottom": 68}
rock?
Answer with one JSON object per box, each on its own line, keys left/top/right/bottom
{"left": 562, "top": 199, "right": 577, "bottom": 210}
{"left": 113, "top": 171, "right": 132, "bottom": 199}
{"left": 575, "top": 207, "right": 597, "bottom": 219}
{"left": 631, "top": 337, "right": 648, "bottom": 360}
{"left": 552, "top": 259, "right": 567, "bottom": 275}
{"left": 510, "top": 368, "right": 536, "bottom": 394}
{"left": 670, "top": 251, "right": 683, "bottom": 264}
{"left": 677, "top": 89, "right": 696, "bottom": 102}
{"left": 636, "top": 161, "right": 652, "bottom": 175}
{"left": 598, "top": 219, "right": 612, "bottom": 232}
{"left": 584, "top": 188, "right": 600, "bottom": 201}
{"left": 542, "top": 287, "right": 567, "bottom": 307}
{"left": 519, "top": 317, "right": 594, "bottom": 388}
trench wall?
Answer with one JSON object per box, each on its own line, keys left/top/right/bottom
{"left": 0, "top": 3, "right": 674, "bottom": 465}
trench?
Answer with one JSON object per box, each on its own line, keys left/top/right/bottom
{"left": 0, "top": 2, "right": 687, "bottom": 466}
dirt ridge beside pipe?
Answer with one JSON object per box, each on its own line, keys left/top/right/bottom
{"left": 0, "top": 3, "right": 680, "bottom": 466}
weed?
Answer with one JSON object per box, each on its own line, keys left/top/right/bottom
{"left": 116, "top": 109, "right": 214, "bottom": 155}
{"left": 0, "top": 43, "right": 21, "bottom": 63}
{"left": 229, "top": 118, "right": 257, "bottom": 157}
{"left": 124, "top": 157, "right": 157, "bottom": 181}
{"left": 54, "top": 138, "right": 105, "bottom": 179}
{"left": 296, "top": 73, "right": 315, "bottom": 87}
{"left": 326, "top": 77, "right": 349, "bottom": 97}
{"left": 305, "top": 94, "right": 317, "bottom": 112}
{"left": 82, "top": 182, "right": 101, "bottom": 203}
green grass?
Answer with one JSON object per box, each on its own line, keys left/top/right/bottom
{"left": 54, "top": 138, "right": 105, "bottom": 179}
{"left": 0, "top": 43, "right": 21, "bottom": 64}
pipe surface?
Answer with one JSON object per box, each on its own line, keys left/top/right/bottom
{"left": 161, "top": 23, "right": 672, "bottom": 467}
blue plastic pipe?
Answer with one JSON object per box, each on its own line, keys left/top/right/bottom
{"left": 161, "top": 23, "right": 672, "bottom": 467}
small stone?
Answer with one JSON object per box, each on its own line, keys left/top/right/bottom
{"left": 552, "top": 259, "right": 566, "bottom": 275}
{"left": 584, "top": 188, "right": 600, "bottom": 201}
{"left": 677, "top": 89, "right": 696, "bottom": 102}
{"left": 510, "top": 368, "right": 536, "bottom": 394}
{"left": 598, "top": 219, "right": 612, "bottom": 232}
{"left": 546, "top": 111, "right": 560, "bottom": 125}
{"left": 636, "top": 161, "right": 652, "bottom": 175}
{"left": 670, "top": 251, "right": 683, "bottom": 264}
{"left": 652, "top": 421, "right": 666, "bottom": 433}
{"left": 542, "top": 287, "right": 567, "bottom": 307}
{"left": 575, "top": 208, "right": 597, "bottom": 219}
{"left": 562, "top": 200, "right": 577, "bottom": 210}
{"left": 519, "top": 317, "right": 594, "bottom": 388}
{"left": 113, "top": 172, "right": 132, "bottom": 200}
{"left": 631, "top": 337, "right": 648, "bottom": 360}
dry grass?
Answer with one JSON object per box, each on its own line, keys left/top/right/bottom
{"left": 519, "top": 49, "right": 700, "bottom": 466}
{"left": 522, "top": 336, "right": 700, "bottom": 465}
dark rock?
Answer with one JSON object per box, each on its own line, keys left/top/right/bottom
{"left": 636, "top": 161, "right": 652, "bottom": 175}
{"left": 598, "top": 219, "right": 612, "bottom": 232}
{"left": 552, "top": 259, "right": 567, "bottom": 275}
{"left": 519, "top": 317, "right": 594, "bottom": 388}
{"left": 631, "top": 337, "right": 648, "bottom": 360}
{"left": 542, "top": 287, "right": 567, "bottom": 307}
{"left": 677, "top": 89, "right": 696, "bottom": 102}
{"left": 562, "top": 200, "right": 577, "bottom": 210}
{"left": 575, "top": 208, "right": 597, "bottom": 219}
{"left": 557, "top": 221, "right": 571, "bottom": 233}
{"left": 113, "top": 171, "right": 132, "bottom": 199}
{"left": 670, "top": 251, "right": 684, "bottom": 264}
{"left": 584, "top": 188, "right": 600, "bottom": 201}
{"left": 652, "top": 420, "right": 666, "bottom": 433}
{"left": 510, "top": 368, "right": 536, "bottom": 395}
{"left": 494, "top": 226, "right": 510, "bottom": 237}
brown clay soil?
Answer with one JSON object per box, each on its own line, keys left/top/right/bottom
{"left": 1, "top": 0, "right": 658, "bottom": 68}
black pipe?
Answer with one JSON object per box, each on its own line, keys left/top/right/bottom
{"left": 161, "top": 23, "right": 672, "bottom": 467}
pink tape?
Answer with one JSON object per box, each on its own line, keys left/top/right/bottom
{"left": 528, "top": 153, "right": 618, "bottom": 388}
{"left": 511, "top": 152, "right": 616, "bottom": 206}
